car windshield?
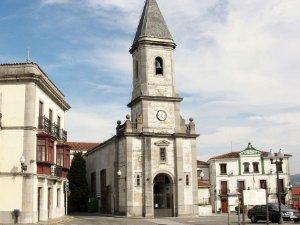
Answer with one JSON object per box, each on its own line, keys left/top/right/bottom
{"left": 269, "top": 204, "right": 288, "bottom": 210}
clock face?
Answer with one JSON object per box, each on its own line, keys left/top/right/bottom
{"left": 157, "top": 110, "right": 167, "bottom": 121}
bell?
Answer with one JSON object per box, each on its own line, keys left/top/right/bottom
{"left": 156, "top": 60, "right": 162, "bottom": 69}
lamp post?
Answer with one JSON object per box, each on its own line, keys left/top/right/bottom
{"left": 269, "top": 149, "right": 284, "bottom": 224}
{"left": 287, "top": 183, "right": 293, "bottom": 208}
{"left": 20, "top": 154, "right": 27, "bottom": 173}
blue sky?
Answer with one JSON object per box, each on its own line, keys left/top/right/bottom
{"left": 1, "top": 0, "right": 300, "bottom": 174}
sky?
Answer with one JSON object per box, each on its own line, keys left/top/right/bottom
{"left": 0, "top": 0, "right": 300, "bottom": 174}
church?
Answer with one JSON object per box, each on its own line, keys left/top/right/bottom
{"left": 85, "top": 0, "right": 199, "bottom": 217}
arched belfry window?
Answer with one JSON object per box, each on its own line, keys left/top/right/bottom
{"left": 155, "top": 57, "right": 163, "bottom": 75}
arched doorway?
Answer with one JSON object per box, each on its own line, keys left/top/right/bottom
{"left": 153, "top": 173, "right": 174, "bottom": 217}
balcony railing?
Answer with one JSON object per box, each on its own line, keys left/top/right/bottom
{"left": 38, "top": 116, "right": 67, "bottom": 142}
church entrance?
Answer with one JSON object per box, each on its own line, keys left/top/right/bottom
{"left": 153, "top": 173, "right": 174, "bottom": 217}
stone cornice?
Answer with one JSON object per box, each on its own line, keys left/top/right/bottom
{"left": 130, "top": 38, "right": 176, "bottom": 54}
{"left": 1, "top": 126, "right": 36, "bottom": 131}
{"left": 124, "top": 131, "right": 199, "bottom": 139}
{"left": 127, "top": 95, "right": 183, "bottom": 107}
{"left": 0, "top": 63, "right": 70, "bottom": 111}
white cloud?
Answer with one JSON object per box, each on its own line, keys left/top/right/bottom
{"left": 66, "top": 103, "right": 128, "bottom": 142}
{"left": 55, "top": 0, "right": 300, "bottom": 173}
{"left": 41, "top": 0, "right": 69, "bottom": 5}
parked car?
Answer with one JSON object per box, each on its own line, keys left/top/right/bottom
{"left": 248, "top": 203, "right": 300, "bottom": 223}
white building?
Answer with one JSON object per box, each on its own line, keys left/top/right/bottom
{"left": 0, "top": 62, "right": 71, "bottom": 223}
{"left": 85, "top": 0, "right": 199, "bottom": 218}
{"left": 209, "top": 143, "right": 292, "bottom": 213}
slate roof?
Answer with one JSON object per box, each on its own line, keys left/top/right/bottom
{"left": 133, "top": 0, "right": 173, "bottom": 45}
{"left": 67, "top": 142, "right": 100, "bottom": 152}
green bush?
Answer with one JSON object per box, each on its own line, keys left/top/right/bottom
{"left": 67, "top": 152, "right": 90, "bottom": 212}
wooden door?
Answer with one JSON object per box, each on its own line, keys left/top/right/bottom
{"left": 221, "top": 198, "right": 228, "bottom": 213}
{"left": 48, "top": 188, "right": 51, "bottom": 218}
{"left": 100, "top": 170, "right": 108, "bottom": 213}
{"left": 37, "top": 188, "right": 41, "bottom": 221}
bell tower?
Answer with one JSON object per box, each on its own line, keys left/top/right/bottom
{"left": 128, "top": 0, "right": 182, "bottom": 134}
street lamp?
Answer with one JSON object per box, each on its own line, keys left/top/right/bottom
{"left": 117, "top": 170, "right": 122, "bottom": 177}
{"left": 20, "top": 154, "right": 27, "bottom": 173}
{"left": 269, "top": 149, "right": 284, "bottom": 224}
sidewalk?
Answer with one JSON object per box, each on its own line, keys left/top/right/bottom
{"left": 9, "top": 216, "right": 74, "bottom": 225}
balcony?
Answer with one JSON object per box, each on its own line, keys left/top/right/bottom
{"left": 37, "top": 162, "right": 66, "bottom": 178}
{"left": 38, "top": 116, "right": 67, "bottom": 142}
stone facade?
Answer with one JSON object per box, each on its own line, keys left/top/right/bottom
{"left": 0, "top": 62, "right": 70, "bottom": 223}
{"left": 85, "top": 0, "right": 199, "bottom": 218}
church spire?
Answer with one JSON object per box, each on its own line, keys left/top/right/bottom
{"left": 131, "top": 0, "right": 174, "bottom": 52}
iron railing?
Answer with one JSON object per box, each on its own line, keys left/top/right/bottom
{"left": 38, "top": 116, "right": 67, "bottom": 142}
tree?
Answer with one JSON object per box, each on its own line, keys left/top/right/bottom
{"left": 67, "top": 152, "right": 90, "bottom": 212}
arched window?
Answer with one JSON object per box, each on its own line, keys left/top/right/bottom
{"left": 185, "top": 174, "right": 190, "bottom": 186}
{"left": 137, "top": 175, "right": 141, "bottom": 186}
{"left": 155, "top": 57, "right": 163, "bottom": 75}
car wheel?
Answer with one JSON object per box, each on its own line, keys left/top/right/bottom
{"left": 271, "top": 215, "right": 279, "bottom": 223}
{"left": 251, "top": 215, "right": 257, "bottom": 223}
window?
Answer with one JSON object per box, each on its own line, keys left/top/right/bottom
{"left": 57, "top": 189, "right": 61, "bottom": 208}
{"left": 49, "top": 109, "right": 53, "bottom": 123}
{"left": 136, "top": 174, "right": 141, "bottom": 186}
{"left": 260, "top": 180, "right": 267, "bottom": 189}
{"left": 91, "top": 172, "right": 96, "bottom": 197}
{"left": 36, "top": 137, "right": 54, "bottom": 163}
{"left": 186, "top": 174, "right": 190, "bottom": 186}
{"left": 220, "top": 163, "right": 227, "bottom": 174}
{"left": 253, "top": 162, "right": 259, "bottom": 173}
{"left": 39, "top": 101, "right": 44, "bottom": 118}
{"left": 64, "top": 149, "right": 70, "bottom": 169}
{"left": 57, "top": 116, "right": 61, "bottom": 129}
{"left": 37, "top": 139, "right": 46, "bottom": 162}
{"left": 155, "top": 57, "right": 163, "bottom": 75}
{"left": 47, "top": 139, "right": 54, "bottom": 163}
{"left": 244, "top": 162, "right": 250, "bottom": 173}
{"left": 135, "top": 61, "right": 139, "bottom": 78}
{"left": 278, "top": 162, "right": 283, "bottom": 173}
{"left": 237, "top": 180, "right": 245, "bottom": 193}
{"left": 39, "top": 101, "right": 44, "bottom": 127}
{"left": 160, "top": 147, "right": 166, "bottom": 163}
{"left": 56, "top": 147, "right": 64, "bottom": 166}
{"left": 221, "top": 181, "right": 228, "bottom": 195}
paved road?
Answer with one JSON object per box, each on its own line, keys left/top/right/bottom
{"left": 55, "top": 214, "right": 298, "bottom": 225}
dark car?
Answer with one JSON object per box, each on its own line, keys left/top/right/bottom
{"left": 248, "top": 203, "right": 300, "bottom": 223}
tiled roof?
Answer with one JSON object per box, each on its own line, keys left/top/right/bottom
{"left": 198, "top": 180, "right": 210, "bottom": 188}
{"left": 67, "top": 142, "right": 100, "bottom": 152}
{"left": 209, "top": 152, "right": 240, "bottom": 160}
{"left": 209, "top": 151, "right": 291, "bottom": 160}
{"left": 197, "top": 160, "right": 209, "bottom": 166}
{"left": 292, "top": 187, "right": 300, "bottom": 195}
{"left": 133, "top": 0, "right": 173, "bottom": 45}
